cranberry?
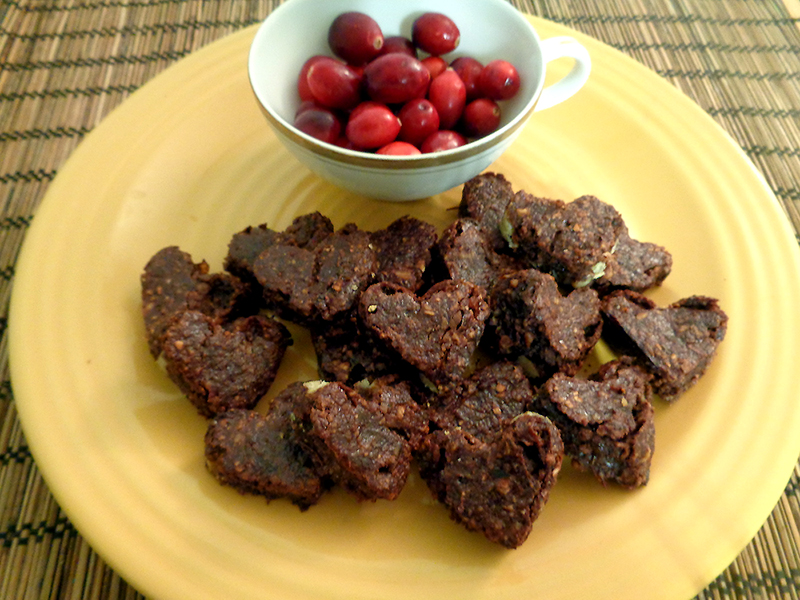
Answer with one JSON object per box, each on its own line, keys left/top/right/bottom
{"left": 306, "top": 57, "right": 362, "bottom": 110}
{"left": 420, "top": 130, "right": 467, "bottom": 153}
{"left": 376, "top": 141, "right": 422, "bottom": 156}
{"left": 328, "top": 12, "right": 384, "bottom": 65}
{"left": 345, "top": 102, "right": 401, "bottom": 149}
{"left": 461, "top": 98, "right": 501, "bottom": 137}
{"left": 379, "top": 35, "right": 417, "bottom": 58}
{"left": 397, "top": 98, "right": 440, "bottom": 148}
{"left": 297, "top": 55, "right": 329, "bottom": 102}
{"left": 450, "top": 56, "right": 484, "bottom": 101}
{"left": 478, "top": 59, "right": 521, "bottom": 100}
{"left": 427, "top": 68, "right": 466, "bottom": 130}
{"left": 421, "top": 56, "right": 448, "bottom": 80}
{"left": 364, "top": 53, "right": 430, "bottom": 104}
{"left": 412, "top": 12, "right": 460, "bottom": 56}
{"left": 294, "top": 106, "right": 342, "bottom": 144}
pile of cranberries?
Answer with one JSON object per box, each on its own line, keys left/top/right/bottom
{"left": 294, "top": 11, "right": 521, "bottom": 155}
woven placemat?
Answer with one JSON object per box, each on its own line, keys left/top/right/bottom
{"left": 1, "top": 1, "right": 798, "bottom": 598}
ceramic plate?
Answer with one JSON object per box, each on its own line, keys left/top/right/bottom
{"left": 9, "top": 16, "right": 800, "bottom": 600}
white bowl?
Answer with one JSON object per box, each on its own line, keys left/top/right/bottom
{"left": 248, "top": 0, "right": 591, "bottom": 201}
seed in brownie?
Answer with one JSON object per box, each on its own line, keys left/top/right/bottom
{"left": 162, "top": 310, "right": 292, "bottom": 417}
{"left": 485, "top": 269, "right": 602, "bottom": 378}
{"left": 204, "top": 404, "right": 325, "bottom": 511}
{"left": 370, "top": 216, "right": 438, "bottom": 291}
{"left": 458, "top": 171, "right": 516, "bottom": 252}
{"left": 359, "top": 279, "right": 490, "bottom": 389}
{"left": 296, "top": 381, "right": 412, "bottom": 502}
{"left": 253, "top": 225, "right": 378, "bottom": 323}
{"left": 534, "top": 359, "right": 655, "bottom": 489}
{"left": 601, "top": 290, "right": 728, "bottom": 401}
{"left": 141, "top": 246, "right": 256, "bottom": 357}
{"left": 501, "top": 192, "right": 625, "bottom": 288}
{"left": 418, "top": 412, "right": 563, "bottom": 548}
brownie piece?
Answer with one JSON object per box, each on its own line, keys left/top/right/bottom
{"left": 224, "top": 213, "right": 334, "bottom": 283}
{"left": 253, "top": 225, "right": 378, "bottom": 323}
{"left": 595, "top": 230, "right": 672, "bottom": 294}
{"left": 162, "top": 311, "right": 292, "bottom": 417}
{"left": 485, "top": 269, "right": 602, "bottom": 378}
{"left": 458, "top": 172, "right": 515, "bottom": 252}
{"left": 360, "top": 280, "right": 490, "bottom": 389}
{"left": 370, "top": 216, "right": 438, "bottom": 291}
{"left": 141, "top": 246, "right": 256, "bottom": 357}
{"left": 601, "top": 290, "right": 728, "bottom": 401}
{"left": 418, "top": 412, "right": 563, "bottom": 548}
{"left": 204, "top": 403, "right": 325, "bottom": 510}
{"left": 296, "top": 381, "right": 412, "bottom": 501}
{"left": 355, "top": 375, "right": 430, "bottom": 452}
{"left": 534, "top": 359, "right": 655, "bottom": 489}
{"left": 435, "top": 218, "right": 523, "bottom": 292}
{"left": 431, "top": 361, "right": 532, "bottom": 440}
{"left": 310, "top": 310, "right": 400, "bottom": 384}
{"left": 502, "top": 193, "right": 625, "bottom": 288}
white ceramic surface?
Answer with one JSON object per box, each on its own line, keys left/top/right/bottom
{"left": 248, "top": 0, "right": 591, "bottom": 200}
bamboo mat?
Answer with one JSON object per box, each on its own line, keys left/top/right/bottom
{"left": 1, "top": 0, "right": 799, "bottom": 598}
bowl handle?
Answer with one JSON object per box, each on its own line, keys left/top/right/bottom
{"left": 534, "top": 36, "right": 592, "bottom": 112}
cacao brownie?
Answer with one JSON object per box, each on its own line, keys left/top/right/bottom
{"left": 435, "top": 218, "right": 523, "bottom": 292}
{"left": 601, "top": 290, "right": 728, "bottom": 401}
{"left": 595, "top": 230, "right": 672, "bottom": 294}
{"left": 370, "top": 216, "right": 438, "bottom": 291}
{"left": 430, "top": 361, "right": 532, "bottom": 440}
{"left": 253, "top": 225, "right": 378, "bottom": 324}
{"left": 502, "top": 192, "right": 625, "bottom": 288}
{"left": 162, "top": 310, "right": 292, "bottom": 417}
{"left": 418, "top": 412, "right": 563, "bottom": 548}
{"left": 204, "top": 403, "right": 325, "bottom": 510}
{"left": 458, "top": 172, "right": 515, "bottom": 252}
{"left": 141, "top": 246, "right": 256, "bottom": 357}
{"left": 359, "top": 280, "right": 490, "bottom": 389}
{"left": 485, "top": 269, "right": 602, "bottom": 378}
{"left": 296, "top": 381, "right": 412, "bottom": 502}
{"left": 533, "top": 359, "right": 655, "bottom": 489}
{"left": 355, "top": 375, "right": 430, "bottom": 452}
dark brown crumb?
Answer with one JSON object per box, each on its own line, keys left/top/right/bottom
{"left": 534, "top": 359, "right": 655, "bottom": 488}
{"left": 595, "top": 230, "right": 672, "bottom": 294}
{"left": 458, "top": 172, "right": 516, "bottom": 252}
{"left": 370, "top": 216, "right": 438, "bottom": 291}
{"left": 162, "top": 311, "right": 292, "bottom": 417}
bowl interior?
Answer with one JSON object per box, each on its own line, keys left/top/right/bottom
{"left": 248, "top": 0, "right": 545, "bottom": 158}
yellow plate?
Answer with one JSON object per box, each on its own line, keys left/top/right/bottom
{"left": 9, "top": 17, "right": 800, "bottom": 600}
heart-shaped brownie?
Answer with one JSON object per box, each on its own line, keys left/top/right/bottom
{"left": 359, "top": 280, "right": 489, "bottom": 388}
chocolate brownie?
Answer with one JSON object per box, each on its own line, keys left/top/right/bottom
{"left": 204, "top": 403, "right": 325, "bottom": 510}
{"left": 355, "top": 375, "right": 430, "bottom": 452}
{"left": 418, "top": 412, "right": 563, "bottom": 548}
{"left": 141, "top": 246, "right": 256, "bottom": 357}
{"left": 502, "top": 193, "right": 625, "bottom": 288}
{"left": 595, "top": 230, "right": 672, "bottom": 294}
{"left": 601, "top": 290, "right": 728, "bottom": 401}
{"left": 485, "top": 269, "right": 602, "bottom": 378}
{"left": 359, "top": 280, "right": 490, "bottom": 389}
{"left": 162, "top": 310, "right": 292, "bottom": 417}
{"left": 296, "top": 381, "right": 412, "bottom": 501}
{"left": 435, "top": 218, "right": 523, "bottom": 292}
{"left": 253, "top": 225, "right": 378, "bottom": 323}
{"left": 458, "top": 172, "right": 515, "bottom": 252}
{"left": 224, "top": 213, "right": 334, "bottom": 283}
{"left": 370, "top": 216, "right": 438, "bottom": 291}
{"left": 534, "top": 359, "right": 655, "bottom": 489}
{"left": 431, "top": 361, "right": 532, "bottom": 440}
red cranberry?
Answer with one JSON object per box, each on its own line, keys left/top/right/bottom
{"left": 376, "top": 141, "right": 422, "bottom": 155}
{"left": 345, "top": 102, "right": 401, "bottom": 149}
{"left": 306, "top": 57, "right": 362, "bottom": 110}
{"left": 328, "top": 12, "right": 384, "bottom": 65}
{"left": 412, "top": 13, "right": 460, "bottom": 56}
{"left": 450, "top": 56, "right": 484, "bottom": 101}
{"left": 478, "top": 60, "right": 521, "bottom": 100}
{"left": 294, "top": 106, "right": 342, "bottom": 144}
{"left": 397, "top": 98, "right": 440, "bottom": 148}
{"left": 420, "top": 130, "right": 467, "bottom": 153}
{"left": 379, "top": 36, "right": 417, "bottom": 58}
{"left": 364, "top": 53, "right": 431, "bottom": 104}
{"left": 461, "top": 98, "right": 501, "bottom": 137}
{"left": 427, "top": 68, "right": 466, "bottom": 130}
